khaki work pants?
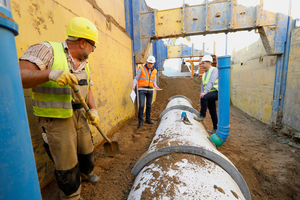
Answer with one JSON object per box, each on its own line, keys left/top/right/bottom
{"left": 37, "top": 108, "right": 94, "bottom": 200}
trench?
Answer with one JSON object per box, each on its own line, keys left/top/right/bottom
{"left": 41, "top": 75, "right": 300, "bottom": 200}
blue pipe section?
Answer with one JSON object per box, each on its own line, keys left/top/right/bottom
{"left": 0, "top": 2, "right": 42, "bottom": 200}
{"left": 210, "top": 56, "right": 231, "bottom": 147}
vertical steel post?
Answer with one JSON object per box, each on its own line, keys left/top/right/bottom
{"left": 210, "top": 56, "right": 231, "bottom": 147}
{"left": 0, "top": 1, "right": 42, "bottom": 199}
{"left": 279, "top": 0, "right": 293, "bottom": 110}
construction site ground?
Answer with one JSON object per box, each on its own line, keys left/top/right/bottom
{"left": 42, "top": 75, "right": 300, "bottom": 200}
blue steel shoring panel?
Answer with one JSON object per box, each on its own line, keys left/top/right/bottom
{"left": 140, "top": 12, "right": 155, "bottom": 38}
{"left": 208, "top": 2, "right": 230, "bottom": 32}
{"left": 124, "top": 0, "right": 133, "bottom": 39}
{"left": 181, "top": 44, "right": 192, "bottom": 57}
{"left": 155, "top": 39, "right": 167, "bottom": 70}
{"left": 274, "top": 13, "right": 289, "bottom": 54}
{"left": 279, "top": 16, "right": 292, "bottom": 111}
{"left": 271, "top": 54, "right": 284, "bottom": 123}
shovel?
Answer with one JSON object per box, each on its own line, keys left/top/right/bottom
{"left": 70, "top": 84, "right": 121, "bottom": 157}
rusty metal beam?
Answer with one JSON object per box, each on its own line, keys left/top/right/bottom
{"left": 128, "top": 0, "right": 288, "bottom": 64}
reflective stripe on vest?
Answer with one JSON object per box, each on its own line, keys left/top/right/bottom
{"left": 138, "top": 65, "right": 157, "bottom": 88}
{"left": 31, "top": 42, "right": 89, "bottom": 118}
{"left": 202, "top": 66, "right": 218, "bottom": 92}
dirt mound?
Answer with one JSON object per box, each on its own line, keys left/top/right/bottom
{"left": 42, "top": 75, "right": 300, "bottom": 200}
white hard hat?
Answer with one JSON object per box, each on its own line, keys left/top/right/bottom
{"left": 202, "top": 55, "right": 213, "bottom": 63}
{"left": 146, "top": 55, "right": 156, "bottom": 63}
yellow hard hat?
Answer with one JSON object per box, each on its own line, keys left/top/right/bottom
{"left": 66, "top": 17, "right": 99, "bottom": 43}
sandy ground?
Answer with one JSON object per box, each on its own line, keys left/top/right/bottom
{"left": 42, "top": 75, "right": 300, "bottom": 200}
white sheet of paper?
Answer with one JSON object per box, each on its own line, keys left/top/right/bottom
{"left": 130, "top": 90, "right": 136, "bottom": 103}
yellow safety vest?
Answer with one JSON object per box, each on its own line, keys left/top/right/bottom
{"left": 32, "top": 41, "right": 90, "bottom": 118}
{"left": 202, "top": 66, "right": 218, "bottom": 92}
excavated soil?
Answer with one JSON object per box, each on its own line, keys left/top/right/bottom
{"left": 42, "top": 75, "right": 300, "bottom": 200}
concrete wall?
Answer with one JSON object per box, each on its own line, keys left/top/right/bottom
{"left": 282, "top": 27, "right": 300, "bottom": 131}
{"left": 231, "top": 38, "right": 277, "bottom": 124}
{"left": 11, "top": 0, "right": 134, "bottom": 188}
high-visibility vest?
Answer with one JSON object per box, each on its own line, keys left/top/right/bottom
{"left": 202, "top": 66, "right": 218, "bottom": 92}
{"left": 138, "top": 65, "right": 157, "bottom": 88}
{"left": 32, "top": 41, "right": 90, "bottom": 118}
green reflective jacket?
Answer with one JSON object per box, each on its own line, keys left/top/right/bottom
{"left": 32, "top": 41, "right": 90, "bottom": 118}
{"left": 202, "top": 66, "right": 218, "bottom": 92}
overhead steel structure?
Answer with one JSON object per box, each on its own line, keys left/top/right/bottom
{"left": 124, "top": 0, "right": 292, "bottom": 126}
{"left": 125, "top": 0, "right": 288, "bottom": 68}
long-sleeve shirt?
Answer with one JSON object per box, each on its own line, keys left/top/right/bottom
{"left": 201, "top": 66, "right": 218, "bottom": 93}
{"left": 132, "top": 67, "right": 158, "bottom": 89}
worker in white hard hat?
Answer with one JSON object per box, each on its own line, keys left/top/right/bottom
{"left": 132, "top": 55, "right": 160, "bottom": 129}
{"left": 194, "top": 55, "right": 219, "bottom": 134}
{"left": 19, "top": 17, "right": 100, "bottom": 200}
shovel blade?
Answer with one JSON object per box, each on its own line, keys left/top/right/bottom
{"left": 103, "top": 141, "right": 121, "bottom": 157}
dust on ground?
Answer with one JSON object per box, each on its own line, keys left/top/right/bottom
{"left": 42, "top": 74, "right": 300, "bottom": 200}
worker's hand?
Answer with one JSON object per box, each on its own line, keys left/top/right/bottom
{"left": 154, "top": 86, "right": 160, "bottom": 90}
{"left": 88, "top": 109, "right": 100, "bottom": 127}
{"left": 200, "top": 92, "right": 206, "bottom": 99}
{"left": 132, "top": 86, "right": 135, "bottom": 90}
{"left": 49, "top": 69, "right": 78, "bottom": 86}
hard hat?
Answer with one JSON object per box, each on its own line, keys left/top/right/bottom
{"left": 66, "top": 17, "right": 99, "bottom": 43}
{"left": 202, "top": 55, "right": 213, "bottom": 63}
{"left": 146, "top": 55, "right": 156, "bottom": 63}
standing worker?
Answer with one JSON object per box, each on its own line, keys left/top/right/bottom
{"left": 19, "top": 17, "right": 100, "bottom": 200}
{"left": 194, "top": 55, "right": 219, "bottom": 134}
{"left": 132, "top": 55, "right": 160, "bottom": 129}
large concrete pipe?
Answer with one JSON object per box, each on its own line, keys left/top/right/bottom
{"left": 0, "top": 1, "right": 42, "bottom": 199}
{"left": 128, "top": 96, "right": 250, "bottom": 200}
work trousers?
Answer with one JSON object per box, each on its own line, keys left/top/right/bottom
{"left": 36, "top": 108, "right": 94, "bottom": 200}
{"left": 200, "top": 91, "right": 218, "bottom": 130}
{"left": 138, "top": 90, "right": 153, "bottom": 123}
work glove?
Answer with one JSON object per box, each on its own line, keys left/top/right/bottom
{"left": 88, "top": 109, "right": 100, "bottom": 127}
{"left": 49, "top": 69, "right": 78, "bottom": 86}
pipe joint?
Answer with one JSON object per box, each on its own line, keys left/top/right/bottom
{"left": 0, "top": 15, "right": 18, "bottom": 36}
{"left": 216, "top": 124, "right": 230, "bottom": 142}
{"left": 210, "top": 133, "right": 224, "bottom": 147}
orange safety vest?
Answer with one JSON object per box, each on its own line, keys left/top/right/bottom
{"left": 138, "top": 65, "right": 157, "bottom": 88}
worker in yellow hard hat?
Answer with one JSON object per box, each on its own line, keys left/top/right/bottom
{"left": 19, "top": 17, "right": 100, "bottom": 200}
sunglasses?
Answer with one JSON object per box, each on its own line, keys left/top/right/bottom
{"left": 85, "top": 39, "right": 96, "bottom": 49}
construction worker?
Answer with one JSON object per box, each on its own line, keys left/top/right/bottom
{"left": 194, "top": 55, "right": 218, "bottom": 134}
{"left": 19, "top": 17, "right": 100, "bottom": 200}
{"left": 131, "top": 55, "right": 160, "bottom": 129}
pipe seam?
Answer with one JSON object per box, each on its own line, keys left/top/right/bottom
{"left": 159, "top": 105, "right": 200, "bottom": 119}
{"left": 131, "top": 145, "right": 251, "bottom": 200}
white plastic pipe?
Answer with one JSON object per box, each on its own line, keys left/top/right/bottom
{"left": 128, "top": 96, "right": 250, "bottom": 200}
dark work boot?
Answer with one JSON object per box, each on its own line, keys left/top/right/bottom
{"left": 137, "top": 122, "right": 143, "bottom": 129}
{"left": 145, "top": 119, "right": 154, "bottom": 124}
{"left": 194, "top": 115, "right": 205, "bottom": 122}
{"left": 82, "top": 174, "right": 100, "bottom": 183}
{"left": 207, "top": 129, "right": 217, "bottom": 134}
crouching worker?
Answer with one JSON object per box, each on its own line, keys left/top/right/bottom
{"left": 131, "top": 55, "right": 160, "bottom": 129}
{"left": 19, "top": 17, "right": 100, "bottom": 200}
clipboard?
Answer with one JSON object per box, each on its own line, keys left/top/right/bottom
{"left": 130, "top": 90, "right": 136, "bottom": 103}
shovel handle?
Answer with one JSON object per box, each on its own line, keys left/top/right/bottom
{"left": 70, "top": 84, "right": 112, "bottom": 144}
